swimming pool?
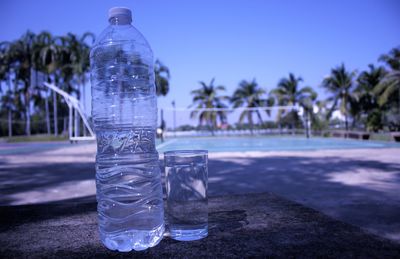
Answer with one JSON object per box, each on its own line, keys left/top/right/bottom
{"left": 156, "top": 136, "right": 400, "bottom": 153}
{"left": 0, "top": 141, "right": 73, "bottom": 155}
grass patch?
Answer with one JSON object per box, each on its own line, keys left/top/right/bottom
{"left": 369, "top": 133, "right": 393, "bottom": 142}
{"left": 3, "top": 134, "right": 69, "bottom": 143}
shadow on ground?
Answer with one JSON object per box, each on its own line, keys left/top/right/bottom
{"left": 1, "top": 154, "right": 400, "bottom": 242}
{"left": 0, "top": 162, "right": 95, "bottom": 205}
{"left": 205, "top": 156, "right": 400, "bottom": 242}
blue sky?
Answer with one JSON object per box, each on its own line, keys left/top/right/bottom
{"left": 1, "top": 0, "right": 399, "bottom": 119}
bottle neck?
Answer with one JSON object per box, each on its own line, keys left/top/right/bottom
{"left": 109, "top": 16, "right": 131, "bottom": 25}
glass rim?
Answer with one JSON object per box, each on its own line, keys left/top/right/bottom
{"left": 164, "top": 150, "right": 208, "bottom": 157}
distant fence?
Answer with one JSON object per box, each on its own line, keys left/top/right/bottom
{"left": 163, "top": 128, "right": 400, "bottom": 142}
{"left": 163, "top": 128, "right": 305, "bottom": 138}
{"left": 0, "top": 116, "right": 87, "bottom": 137}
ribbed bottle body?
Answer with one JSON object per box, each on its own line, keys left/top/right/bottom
{"left": 90, "top": 23, "right": 164, "bottom": 252}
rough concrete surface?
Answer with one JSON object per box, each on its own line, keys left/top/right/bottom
{"left": 1, "top": 142, "right": 400, "bottom": 244}
{"left": 1, "top": 193, "right": 400, "bottom": 258}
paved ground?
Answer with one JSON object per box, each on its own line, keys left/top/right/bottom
{"left": 2, "top": 193, "right": 400, "bottom": 258}
{"left": 1, "top": 141, "right": 400, "bottom": 243}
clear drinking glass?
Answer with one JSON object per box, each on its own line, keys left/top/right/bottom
{"left": 164, "top": 150, "right": 208, "bottom": 241}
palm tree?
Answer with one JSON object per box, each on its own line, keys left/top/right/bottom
{"left": 230, "top": 79, "right": 268, "bottom": 130}
{"left": 190, "top": 78, "right": 228, "bottom": 133}
{"left": 354, "top": 64, "right": 387, "bottom": 131}
{"left": 321, "top": 64, "right": 356, "bottom": 132}
{"left": 300, "top": 90, "right": 318, "bottom": 138}
{"left": 33, "top": 31, "right": 55, "bottom": 134}
{"left": 356, "top": 64, "right": 386, "bottom": 110}
{"left": 58, "top": 32, "right": 94, "bottom": 136}
{"left": 38, "top": 32, "right": 60, "bottom": 135}
{"left": 271, "top": 73, "right": 317, "bottom": 134}
{"left": 0, "top": 31, "right": 98, "bottom": 137}
{"left": 312, "top": 100, "right": 330, "bottom": 132}
{"left": 8, "top": 31, "right": 37, "bottom": 136}
{"left": 375, "top": 47, "right": 400, "bottom": 125}
{"left": 0, "top": 42, "right": 13, "bottom": 137}
{"left": 64, "top": 32, "right": 94, "bottom": 111}
{"left": 155, "top": 59, "right": 170, "bottom": 96}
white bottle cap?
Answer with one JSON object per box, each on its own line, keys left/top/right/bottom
{"left": 108, "top": 7, "right": 132, "bottom": 23}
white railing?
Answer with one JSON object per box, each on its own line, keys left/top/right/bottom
{"left": 44, "top": 82, "right": 95, "bottom": 142}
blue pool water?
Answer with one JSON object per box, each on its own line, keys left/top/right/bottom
{"left": 1, "top": 137, "right": 398, "bottom": 155}
{"left": 0, "top": 141, "right": 73, "bottom": 155}
{"left": 156, "top": 136, "right": 400, "bottom": 153}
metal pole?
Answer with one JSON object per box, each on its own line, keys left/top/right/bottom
{"left": 160, "top": 108, "right": 164, "bottom": 142}
{"left": 7, "top": 74, "right": 12, "bottom": 137}
{"left": 8, "top": 110, "right": 12, "bottom": 137}
{"left": 305, "top": 110, "right": 310, "bottom": 138}
{"left": 172, "top": 100, "right": 176, "bottom": 137}
{"left": 308, "top": 111, "right": 312, "bottom": 138}
{"left": 74, "top": 108, "right": 78, "bottom": 139}
{"left": 69, "top": 106, "right": 73, "bottom": 142}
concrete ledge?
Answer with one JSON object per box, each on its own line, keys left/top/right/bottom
{"left": 330, "top": 130, "right": 371, "bottom": 140}
{"left": 1, "top": 192, "right": 399, "bottom": 258}
{"left": 391, "top": 132, "right": 400, "bottom": 142}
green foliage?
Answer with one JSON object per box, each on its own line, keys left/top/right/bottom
{"left": 155, "top": 59, "right": 170, "bottom": 96}
{"left": 1, "top": 30, "right": 399, "bottom": 138}
{"left": 176, "top": 124, "right": 196, "bottom": 131}
{"left": 375, "top": 47, "right": 400, "bottom": 116}
{"left": 352, "top": 64, "right": 387, "bottom": 130}
{"left": 231, "top": 79, "right": 270, "bottom": 128}
{"left": 270, "top": 73, "right": 317, "bottom": 137}
{"left": 0, "top": 30, "right": 171, "bottom": 137}
{"left": 385, "top": 109, "right": 400, "bottom": 131}
{"left": 321, "top": 63, "right": 356, "bottom": 131}
{"left": 190, "top": 78, "right": 229, "bottom": 130}
{"left": 311, "top": 116, "right": 329, "bottom": 132}
{"left": 279, "top": 111, "right": 303, "bottom": 128}
{"left": 0, "top": 30, "right": 95, "bottom": 137}
{"left": 366, "top": 109, "right": 383, "bottom": 132}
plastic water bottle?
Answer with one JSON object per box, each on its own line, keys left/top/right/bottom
{"left": 90, "top": 7, "right": 164, "bottom": 252}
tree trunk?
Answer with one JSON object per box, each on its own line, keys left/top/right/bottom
{"left": 26, "top": 109, "right": 31, "bottom": 136}
{"left": 8, "top": 110, "right": 12, "bottom": 137}
{"left": 7, "top": 76, "right": 13, "bottom": 137}
{"left": 82, "top": 83, "right": 86, "bottom": 112}
{"left": 25, "top": 67, "right": 34, "bottom": 136}
{"left": 25, "top": 92, "right": 31, "bottom": 136}
{"left": 291, "top": 109, "right": 295, "bottom": 136}
{"left": 63, "top": 116, "right": 67, "bottom": 135}
{"left": 209, "top": 117, "right": 215, "bottom": 136}
{"left": 305, "top": 111, "right": 310, "bottom": 139}
{"left": 53, "top": 91, "right": 58, "bottom": 136}
{"left": 256, "top": 110, "right": 264, "bottom": 130}
{"left": 45, "top": 88, "right": 51, "bottom": 134}
{"left": 69, "top": 106, "right": 73, "bottom": 140}
{"left": 398, "top": 87, "right": 400, "bottom": 115}
{"left": 341, "top": 95, "right": 348, "bottom": 137}
{"left": 81, "top": 84, "right": 87, "bottom": 136}
{"left": 76, "top": 110, "right": 80, "bottom": 137}
{"left": 248, "top": 112, "right": 254, "bottom": 135}
{"left": 74, "top": 108, "right": 79, "bottom": 138}
{"left": 211, "top": 120, "right": 215, "bottom": 136}
{"left": 344, "top": 113, "right": 349, "bottom": 138}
